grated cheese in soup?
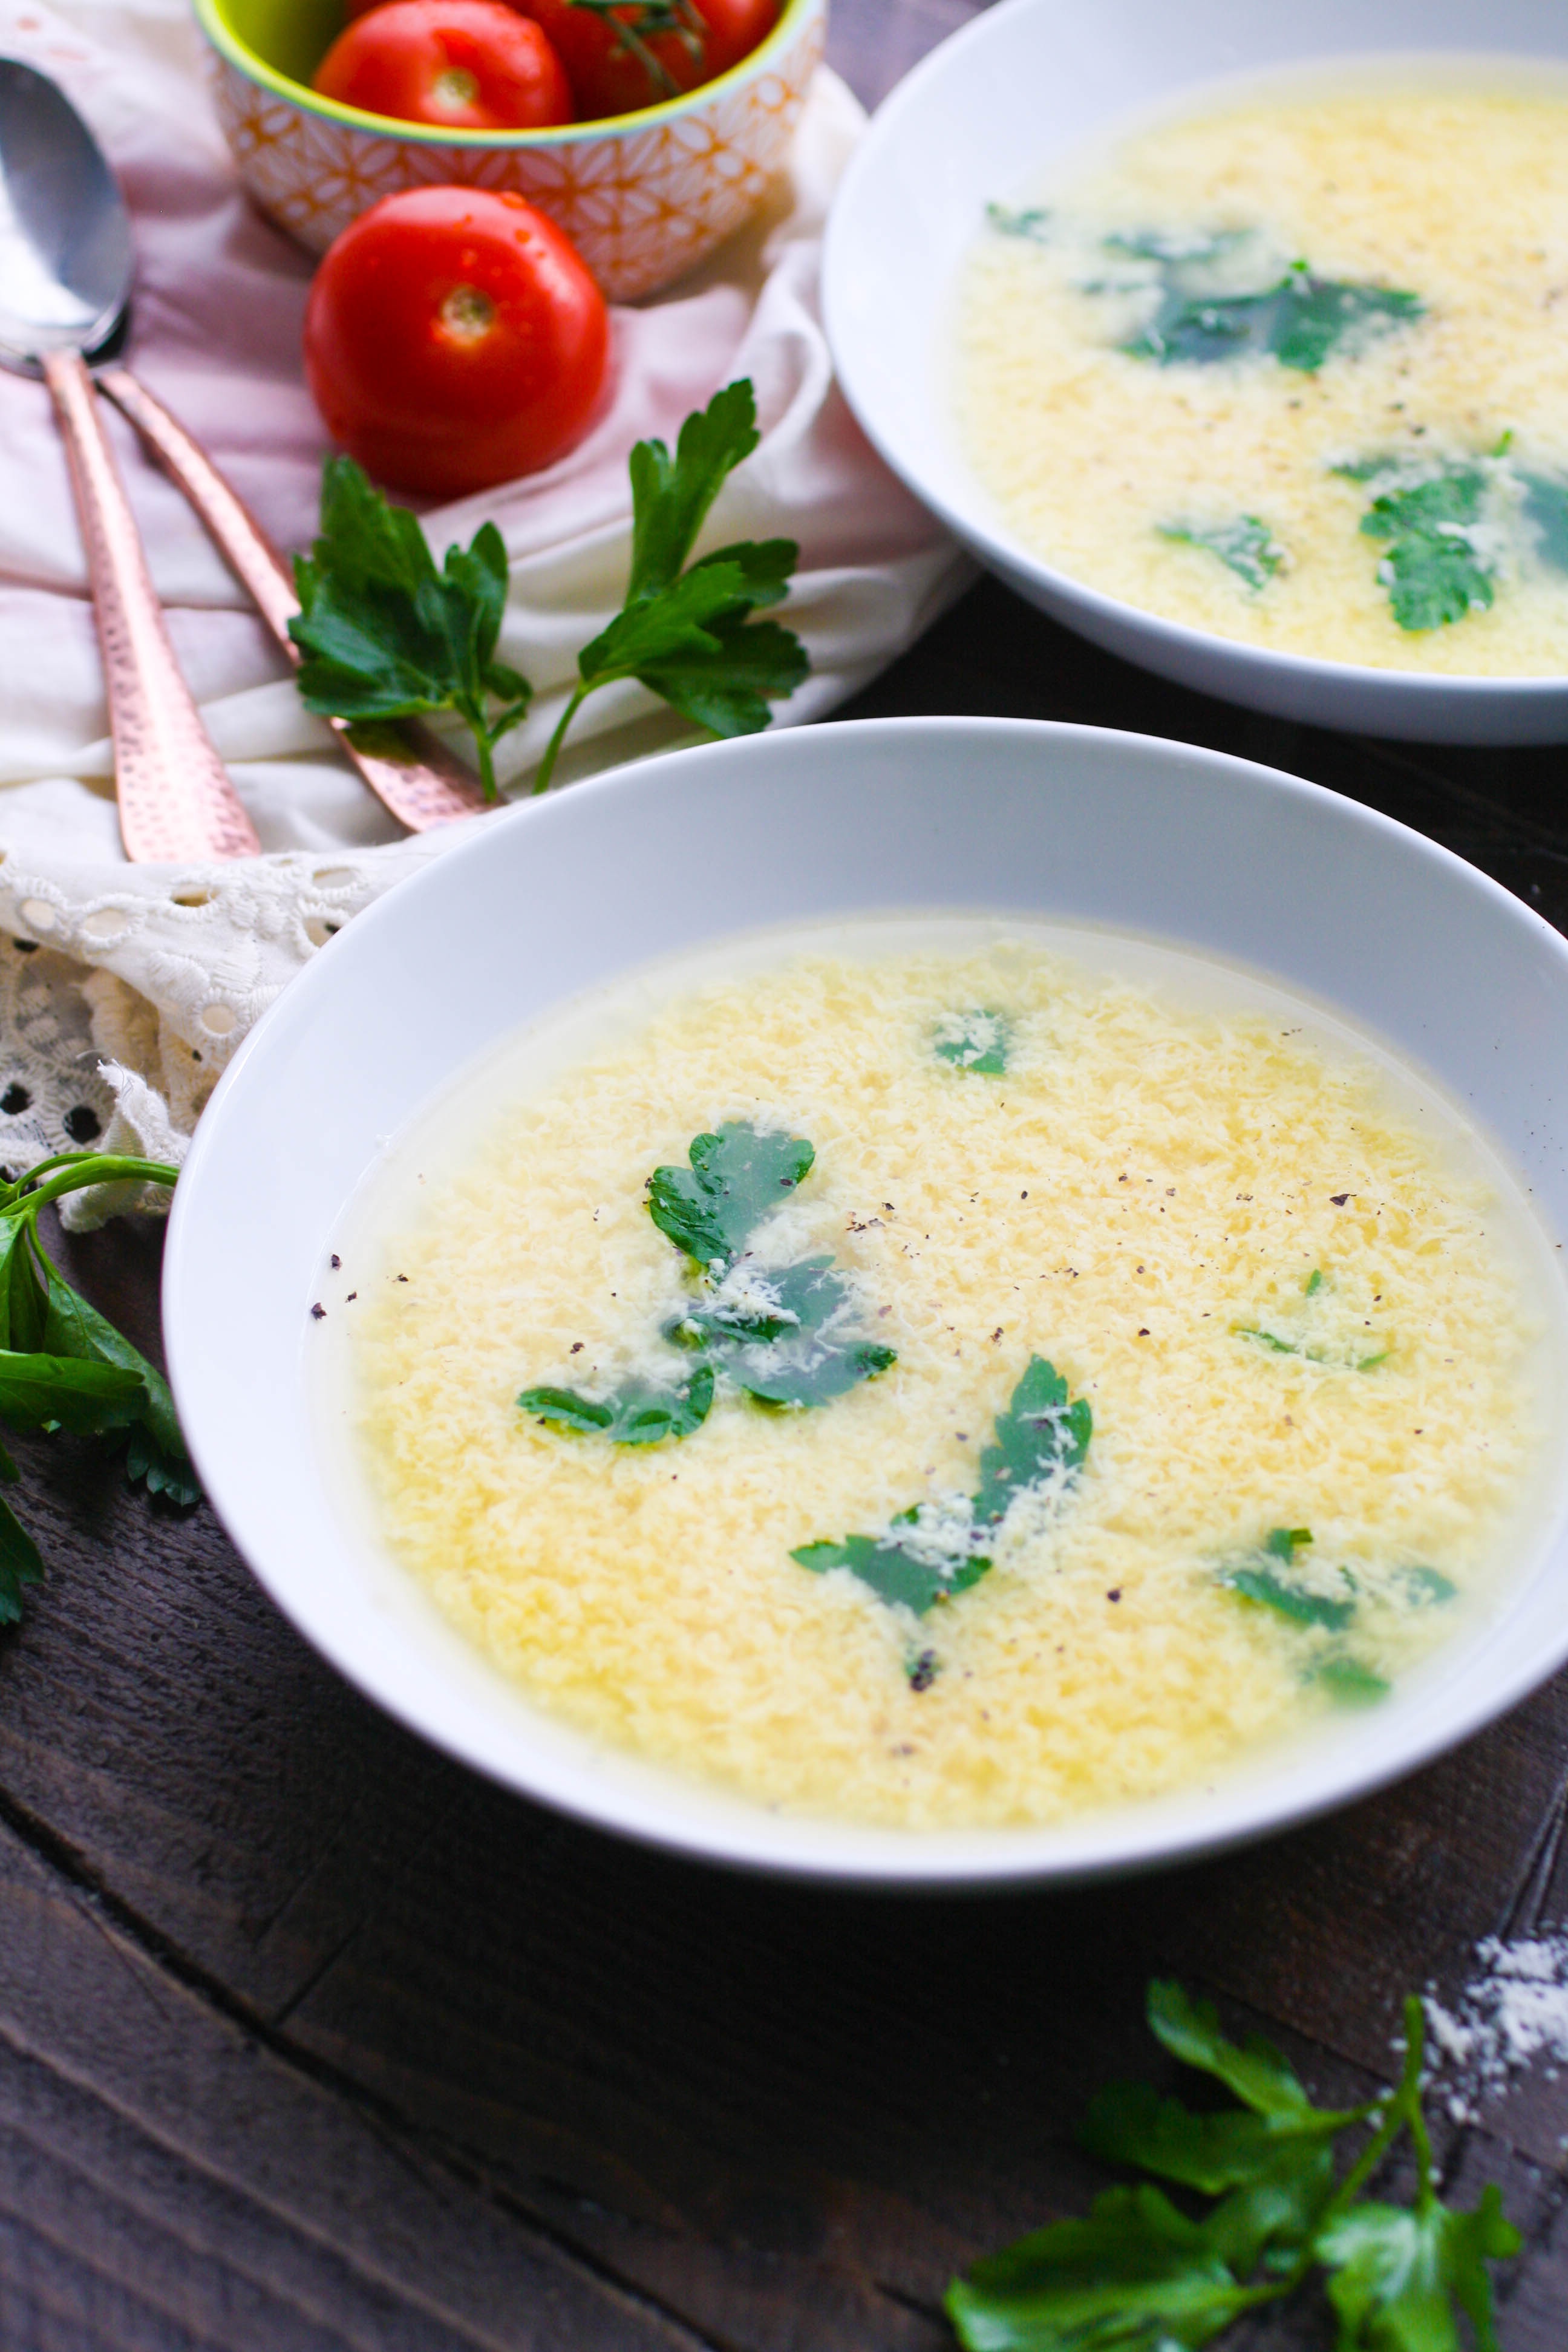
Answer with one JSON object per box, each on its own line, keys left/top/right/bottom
{"left": 336, "top": 923, "right": 1558, "bottom": 1829}
{"left": 956, "top": 79, "right": 1568, "bottom": 672}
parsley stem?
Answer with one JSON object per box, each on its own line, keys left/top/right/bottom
{"left": 4, "top": 1155, "right": 180, "bottom": 1217}
{"left": 532, "top": 684, "right": 592, "bottom": 795}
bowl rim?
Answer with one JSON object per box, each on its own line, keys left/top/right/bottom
{"left": 194, "top": 0, "right": 817, "bottom": 146}
{"left": 162, "top": 714, "right": 1568, "bottom": 1886}
{"left": 821, "top": 0, "right": 1568, "bottom": 705}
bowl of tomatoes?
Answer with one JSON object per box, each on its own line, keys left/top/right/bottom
{"left": 195, "top": 0, "right": 825, "bottom": 299}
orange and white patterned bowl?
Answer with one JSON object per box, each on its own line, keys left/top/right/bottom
{"left": 194, "top": 0, "right": 827, "bottom": 301}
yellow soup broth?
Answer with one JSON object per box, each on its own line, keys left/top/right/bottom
{"left": 956, "top": 80, "right": 1568, "bottom": 671}
{"left": 341, "top": 926, "right": 1554, "bottom": 1829}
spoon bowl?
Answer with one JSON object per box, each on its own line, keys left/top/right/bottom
{"left": 0, "top": 59, "right": 480, "bottom": 839}
{"left": 0, "top": 59, "right": 130, "bottom": 371}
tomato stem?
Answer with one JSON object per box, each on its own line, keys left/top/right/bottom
{"left": 563, "top": 0, "right": 705, "bottom": 96}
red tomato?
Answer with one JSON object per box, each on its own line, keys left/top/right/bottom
{"left": 435, "top": 0, "right": 781, "bottom": 119}
{"left": 313, "top": 0, "right": 573, "bottom": 130}
{"left": 303, "top": 188, "right": 610, "bottom": 496}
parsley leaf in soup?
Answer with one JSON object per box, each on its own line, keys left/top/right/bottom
{"left": 1335, "top": 459, "right": 1496, "bottom": 632}
{"left": 290, "top": 457, "right": 531, "bottom": 801}
{"left": 1217, "top": 1526, "right": 1357, "bottom": 1632}
{"left": 517, "top": 1368, "right": 714, "bottom": 1445}
{"left": 972, "top": 1354, "right": 1093, "bottom": 1530}
{"left": 1521, "top": 471, "right": 1568, "bottom": 571}
{"left": 1233, "top": 1267, "right": 1388, "bottom": 1369}
{"left": 1398, "top": 1564, "right": 1456, "bottom": 1607}
{"left": 671, "top": 1256, "right": 896, "bottom": 1408}
{"left": 934, "top": 1008, "right": 1011, "bottom": 1073}
{"left": 1121, "top": 250, "right": 1422, "bottom": 373}
{"left": 986, "top": 202, "right": 1051, "bottom": 241}
{"left": 648, "top": 1122, "right": 815, "bottom": 1272}
{"left": 794, "top": 1356, "right": 1091, "bottom": 1618}
{"left": 793, "top": 1518, "right": 992, "bottom": 1618}
{"left": 1159, "top": 514, "right": 1285, "bottom": 591}
{"left": 1313, "top": 1655, "right": 1390, "bottom": 1705}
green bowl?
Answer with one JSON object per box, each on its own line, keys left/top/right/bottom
{"left": 194, "top": 0, "right": 828, "bottom": 296}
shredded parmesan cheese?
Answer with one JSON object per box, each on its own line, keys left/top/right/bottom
{"left": 957, "top": 82, "right": 1568, "bottom": 673}
{"left": 347, "top": 933, "right": 1550, "bottom": 1829}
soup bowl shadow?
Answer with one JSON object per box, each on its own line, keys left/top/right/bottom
{"left": 164, "top": 717, "right": 1568, "bottom": 1884}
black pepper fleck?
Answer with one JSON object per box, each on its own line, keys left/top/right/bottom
{"left": 330, "top": 1253, "right": 341, "bottom": 1270}
{"left": 1106, "top": 1588, "right": 1122, "bottom": 1602}
{"left": 310, "top": 1302, "right": 325, "bottom": 1320}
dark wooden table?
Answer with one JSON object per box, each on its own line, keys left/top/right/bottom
{"left": 6, "top": 5, "right": 1568, "bottom": 2343}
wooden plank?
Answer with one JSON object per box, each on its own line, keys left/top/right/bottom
{"left": 0, "top": 1807, "right": 714, "bottom": 2352}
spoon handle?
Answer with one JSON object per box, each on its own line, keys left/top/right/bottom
{"left": 96, "top": 368, "right": 488, "bottom": 832}
{"left": 42, "top": 348, "right": 261, "bottom": 864}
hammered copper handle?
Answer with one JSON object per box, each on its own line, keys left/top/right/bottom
{"left": 43, "top": 348, "right": 260, "bottom": 863}
{"left": 97, "top": 367, "right": 488, "bottom": 832}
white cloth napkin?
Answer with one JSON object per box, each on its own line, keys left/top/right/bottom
{"left": 0, "top": 0, "right": 967, "bottom": 1217}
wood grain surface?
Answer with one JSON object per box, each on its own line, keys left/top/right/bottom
{"left": 4, "top": 4, "right": 1568, "bottom": 2342}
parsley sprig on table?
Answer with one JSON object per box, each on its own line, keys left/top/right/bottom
{"left": 0, "top": 1152, "right": 197, "bottom": 1625}
{"left": 947, "top": 1979, "right": 1519, "bottom": 2351}
{"left": 289, "top": 380, "right": 809, "bottom": 802}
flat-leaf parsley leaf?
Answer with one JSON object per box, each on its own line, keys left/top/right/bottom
{"left": 532, "top": 381, "right": 809, "bottom": 791}
{"left": 0, "top": 1152, "right": 198, "bottom": 1623}
{"left": 946, "top": 1982, "right": 1520, "bottom": 2352}
{"left": 290, "top": 457, "right": 531, "bottom": 800}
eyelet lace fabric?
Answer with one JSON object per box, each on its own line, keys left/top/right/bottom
{"left": 0, "top": 832, "right": 459, "bottom": 1226}
{"left": 0, "top": 1, "right": 967, "bottom": 1226}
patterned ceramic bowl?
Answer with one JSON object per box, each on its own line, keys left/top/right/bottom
{"left": 194, "top": 0, "right": 826, "bottom": 299}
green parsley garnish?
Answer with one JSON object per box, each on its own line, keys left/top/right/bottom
{"left": 0, "top": 1152, "right": 198, "bottom": 1623}
{"left": 290, "top": 458, "right": 531, "bottom": 802}
{"left": 1521, "top": 471, "right": 1568, "bottom": 571}
{"left": 933, "top": 1009, "right": 1011, "bottom": 1074}
{"left": 1158, "top": 514, "right": 1284, "bottom": 591}
{"left": 1119, "top": 249, "right": 1422, "bottom": 372}
{"left": 1218, "top": 1526, "right": 1356, "bottom": 1632}
{"left": 793, "top": 1354, "right": 1090, "bottom": 1618}
{"left": 532, "top": 381, "right": 809, "bottom": 793}
{"left": 1334, "top": 458, "right": 1497, "bottom": 632}
{"left": 290, "top": 381, "right": 809, "bottom": 802}
{"left": 1233, "top": 1267, "right": 1388, "bottom": 1368}
{"left": 648, "top": 1121, "right": 812, "bottom": 1272}
{"left": 519, "top": 1120, "right": 894, "bottom": 1440}
{"left": 986, "top": 203, "right": 1052, "bottom": 242}
{"left": 518, "top": 1368, "right": 714, "bottom": 1445}
{"left": 947, "top": 1978, "right": 1520, "bottom": 2352}
{"left": 793, "top": 1511, "right": 993, "bottom": 1619}
{"left": 669, "top": 1255, "right": 897, "bottom": 1408}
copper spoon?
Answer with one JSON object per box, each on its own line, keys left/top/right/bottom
{"left": 0, "top": 57, "right": 258, "bottom": 860}
{"left": 94, "top": 375, "right": 488, "bottom": 832}
{"left": 0, "top": 61, "right": 484, "bottom": 846}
